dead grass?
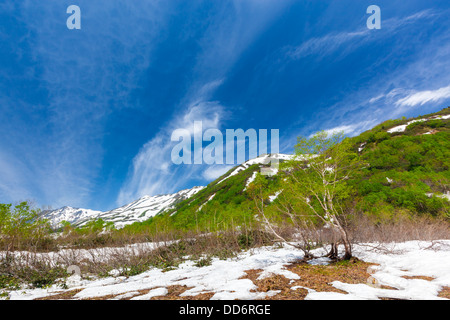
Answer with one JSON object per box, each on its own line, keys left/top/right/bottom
{"left": 151, "top": 285, "right": 191, "bottom": 300}
{"left": 150, "top": 285, "right": 215, "bottom": 300}
{"left": 286, "top": 259, "right": 375, "bottom": 294}
{"left": 74, "top": 286, "right": 216, "bottom": 301}
{"left": 180, "top": 292, "right": 215, "bottom": 300}
{"left": 35, "top": 289, "right": 83, "bottom": 300}
{"left": 349, "top": 215, "right": 450, "bottom": 243}
{"left": 241, "top": 270, "right": 308, "bottom": 300}
{"left": 35, "top": 261, "right": 376, "bottom": 300}
{"left": 401, "top": 275, "right": 435, "bottom": 281}
{"left": 35, "top": 259, "right": 450, "bottom": 301}
{"left": 22, "top": 219, "right": 449, "bottom": 301}
{"left": 438, "top": 287, "right": 450, "bottom": 299}
{"left": 236, "top": 259, "right": 378, "bottom": 300}
{"left": 82, "top": 294, "right": 118, "bottom": 300}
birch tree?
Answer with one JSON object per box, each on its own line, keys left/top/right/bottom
{"left": 280, "top": 131, "right": 362, "bottom": 260}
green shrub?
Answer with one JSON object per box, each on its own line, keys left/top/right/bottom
{"left": 0, "top": 202, "right": 52, "bottom": 251}
{"left": 237, "top": 233, "right": 254, "bottom": 249}
{"left": 194, "top": 256, "right": 212, "bottom": 268}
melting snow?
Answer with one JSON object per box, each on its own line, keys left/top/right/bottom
{"left": 269, "top": 191, "right": 282, "bottom": 203}
{"left": 43, "top": 186, "right": 205, "bottom": 229}
{"left": 244, "top": 171, "right": 258, "bottom": 191}
{"left": 216, "top": 154, "right": 293, "bottom": 185}
{"left": 306, "top": 241, "right": 450, "bottom": 300}
{"left": 3, "top": 240, "right": 450, "bottom": 300}
{"left": 387, "top": 114, "right": 450, "bottom": 134}
{"left": 197, "top": 193, "right": 216, "bottom": 212}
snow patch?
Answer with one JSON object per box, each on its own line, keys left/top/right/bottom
{"left": 43, "top": 186, "right": 205, "bottom": 229}
{"left": 197, "top": 193, "right": 216, "bottom": 212}
{"left": 244, "top": 171, "right": 258, "bottom": 191}
{"left": 4, "top": 240, "right": 450, "bottom": 300}
{"left": 387, "top": 114, "right": 449, "bottom": 134}
{"left": 269, "top": 191, "right": 282, "bottom": 203}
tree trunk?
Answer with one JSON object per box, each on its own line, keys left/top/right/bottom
{"left": 332, "top": 216, "right": 353, "bottom": 260}
{"left": 341, "top": 238, "right": 352, "bottom": 260}
{"left": 327, "top": 242, "right": 339, "bottom": 260}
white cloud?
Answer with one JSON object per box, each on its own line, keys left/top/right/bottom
{"left": 309, "top": 120, "right": 376, "bottom": 139}
{"left": 116, "top": 1, "right": 293, "bottom": 206}
{"left": 202, "top": 165, "right": 234, "bottom": 181}
{"left": 117, "top": 97, "right": 225, "bottom": 206}
{"left": 0, "top": 151, "right": 33, "bottom": 202}
{"left": 286, "top": 31, "right": 368, "bottom": 60}
{"left": 286, "top": 10, "right": 436, "bottom": 62}
{"left": 0, "top": 1, "right": 171, "bottom": 208}
{"left": 395, "top": 85, "right": 450, "bottom": 107}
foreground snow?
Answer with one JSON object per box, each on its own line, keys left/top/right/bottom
{"left": 306, "top": 241, "right": 450, "bottom": 300}
{"left": 4, "top": 240, "right": 450, "bottom": 300}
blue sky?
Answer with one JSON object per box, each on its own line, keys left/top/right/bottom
{"left": 1, "top": 0, "right": 450, "bottom": 210}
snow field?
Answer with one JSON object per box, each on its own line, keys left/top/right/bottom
{"left": 3, "top": 240, "right": 450, "bottom": 300}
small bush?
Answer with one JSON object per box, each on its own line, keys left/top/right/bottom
{"left": 237, "top": 233, "right": 254, "bottom": 249}
{"left": 194, "top": 257, "right": 212, "bottom": 268}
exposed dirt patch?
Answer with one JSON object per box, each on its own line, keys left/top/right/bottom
{"left": 240, "top": 269, "right": 308, "bottom": 300}
{"left": 286, "top": 259, "right": 376, "bottom": 295}
{"left": 151, "top": 285, "right": 192, "bottom": 300}
{"left": 33, "top": 259, "right": 401, "bottom": 301}
{"left": 35, "top": 289, "right": 83, "bottom": 300}
{"left": 418, "top": 129, "right": 438, "bottom": 136}
{"left": 438, "top": 287, "right": 450, "bottom": 299}
{"left": 181, "top": 292, "right": 215, "bottom": 300}
{"left": 73, "top": 289, "right": 152, "bottom": 300}
{"left": 238, "top": 259, "right": 379, "bottom": 300}
{"left": 147, "top": 285, "right": 214, "bottom": 300}
{"left": 82, "top": 293, "right": 119, "bottom": 300}
{"left": 402, "top": 275, "right": 435, "bottom": 281}
{"left": 36, "top": 289, "right": 138, "bottom": 301}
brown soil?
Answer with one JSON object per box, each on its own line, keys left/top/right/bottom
{"left": 401, "top": 275, "right": 435, "bottom": 281}
{"left": 34, "top": 259, "right": 417, "bottom": 301}
{"left": 35, "top": 289, "right": 83, "bottom": 300}
{"left": 438, "top": 287, "right": 450, "bottom": 299}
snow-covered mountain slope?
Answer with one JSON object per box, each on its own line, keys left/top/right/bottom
{"left": 42, "top": 186, "right": 204, "bottom": 229}
{"left": 216, "top": 153, "right": 293, "bottom": 185}
{"left": 387, "top": 113, "right": 450, "bottom": 133}
{"left": 91, "top": 187, "right": 204, "bottom": 229}
{"left": 41, "top": 207, "right": 103, "bottom": 229}
{"left": 43, "top": 154, "right": 292, "bottom": 229}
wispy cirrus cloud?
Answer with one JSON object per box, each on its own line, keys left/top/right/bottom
{"left": 117, "top": 0, "right": 292, "bottom": 205}
{"left": 202, "top": 165, "right": 234, "bottom": 181}
{"left": 286, "top": 31, "right": 368, "bottom": 61}
{"left": 395, "top": 85, "right": 450, "bottom": 107}
{"left": 0, "top": 1, "right": 170, "bottom": 208}
{"left": 117, "top": 96, "right": 226, "bottom": 206}
{"left": 282, "top": 8, "right": 450, "bottom": 147}
{"left": 3, "top": 1, "right": 449, "bottom": 212}
{"left": 285, "top": 9, "right": 437, "bottom": 62}
{"left": 310, "top": 120, "right": 377, "bottom": 138}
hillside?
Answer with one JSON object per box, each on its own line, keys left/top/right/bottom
{"left": 44, "top": 107, "right": 450, "bottom": 233}
{"left": 2, "top": 108, "right": 449, "bottom": 301}
{"left": 120, "top": 107, "right": 450, "bottom": 234}
{"left": 42, "top": 187, "right": 204, "bottom": 229}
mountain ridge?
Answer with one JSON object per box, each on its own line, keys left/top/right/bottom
{"left": 42, "top": 186, "right": 205, "bottom": 229}
{"left": 43, "top": 107, "right": 450, "bottom": 231}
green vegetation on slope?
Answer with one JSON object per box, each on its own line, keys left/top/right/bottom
{"left": 120, "top": 163, "right": 280, "bottom": 234}
{"left": 350, "top": 108, "right": 450, "bottom": 219}
{"left": 1, "top": 108, "right": 449, "bottom": 239}
{"left": 120, "top": 107, "right": 450, "bottom": 235}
